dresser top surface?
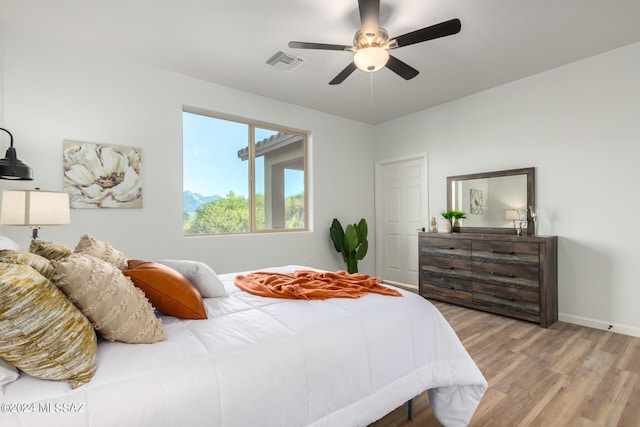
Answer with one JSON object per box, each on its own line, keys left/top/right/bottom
{"left": 419, "top": 232, "right": 556, "bottom": 243}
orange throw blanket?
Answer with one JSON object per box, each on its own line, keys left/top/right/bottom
{"left": 234, "top": 270, "right": 402, "bottom": 300}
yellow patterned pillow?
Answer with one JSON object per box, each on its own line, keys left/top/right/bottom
{"left": 74, "top": 234, "right": 128, "bottom": 270}
{"left": 0, "top": 263, "right": 97, "bottom": 388}
{"left": 29, "top": 239, "right": 73, "bottom": 261}
{"left": 53, "top": 253, "right": 165, "bottom": 344}
{"left": 0, "top": 249, "right": 55, "bottom": 278}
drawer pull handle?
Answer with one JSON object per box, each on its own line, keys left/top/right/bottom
{"left": 490, "top": 272, "right": 515, "bottom": 278}
{"left": 491, "top": 250, "right": 515, "bottom": 255}
{"left": 437, "top": 265, "right": 454, "bottom": 270}
{"left": 492, "top": 294, "right": 516, "bottom": 301}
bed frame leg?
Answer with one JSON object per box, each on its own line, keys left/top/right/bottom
{"left": 407, "top": 398, "right": 413, "bottom": 421}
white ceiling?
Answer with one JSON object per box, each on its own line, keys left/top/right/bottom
{"left": 2, "top": 0, "right": 640, "bottom": 124}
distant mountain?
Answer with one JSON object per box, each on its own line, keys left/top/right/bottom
{"left": 183, "top": 191, "right": 220, "bottom": 213}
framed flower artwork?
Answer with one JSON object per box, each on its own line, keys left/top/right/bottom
{"left": 470, "top": 188, "right": 483, "bottom": 215}
{"left": 63, "top": 141, "right": 143, "bottom": 208}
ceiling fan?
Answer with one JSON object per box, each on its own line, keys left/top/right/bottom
{"left": 288, "top": 0, "right": 461, "bottom": 85}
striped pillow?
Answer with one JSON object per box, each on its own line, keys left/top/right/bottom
{"left": 29, "top": 239, "right": 73, "bottom": 261}
{"left": 0, "top": 249, "right": 55, "bottom": 278}
{"left": 0, "top": 263, "right": 97, "bottom": 388}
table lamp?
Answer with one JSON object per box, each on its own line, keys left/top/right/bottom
{"left": 0, "top": 188, "right": 70, "bottom": 239}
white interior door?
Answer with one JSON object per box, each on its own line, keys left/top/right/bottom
{"left": 375, "top": 154, "right": 428, "bottom": 287}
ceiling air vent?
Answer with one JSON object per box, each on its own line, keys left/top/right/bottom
{"left": 266, "top": 50, "right": 303, "bottom": 71}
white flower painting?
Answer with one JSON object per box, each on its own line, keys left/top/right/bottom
{"left": 470, "top": 188, "right": 483, "bottom": 215}
{"left": 63, "top": 141, "right": 143, "bottom": 209}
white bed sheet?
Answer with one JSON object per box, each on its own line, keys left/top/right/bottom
{"left": 1, "top": 265, "right": 487, "bottom": 427}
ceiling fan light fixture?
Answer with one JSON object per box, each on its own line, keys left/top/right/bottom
{"left": 354, "top": 47, "right": 389, "bottom": 72}
{"left": 287, "top": 1, "right": 461, "bottom": 84}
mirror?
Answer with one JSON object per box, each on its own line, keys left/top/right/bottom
{"left": 447, "top": 167, "right": 535, "bottom": 235}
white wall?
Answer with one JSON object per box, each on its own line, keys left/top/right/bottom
{"left": 374, "top": 42, "right": 640, "bottom": 336}
{"left": 0, "top": 23, "right": 4, "bottom": 125}
{"left": 0, "top": 29, "right": 377, "bottom": 275}
{"left": 3, "top": 25, "right": 639, "bottom": 336}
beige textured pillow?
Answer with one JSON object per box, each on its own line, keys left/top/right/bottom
{"left": 0, "top": 249, "right": 55, "bottom": 279}
{"left": 29, "top": 239, "right": 73, "bottom": 261}
{"left": 74, "top": 234, "right": 128, "bottom": 270}
{"left": 53, "top": 253, "right": 165, "bottom": 344}
{"left": 0, "top": 263, "right": 97, "bottom": 388}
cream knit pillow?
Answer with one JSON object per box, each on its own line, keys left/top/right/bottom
{"left": 74, "top": 234, "right": 128, "bottom": 270}
{"left": 53, "top": 253, "right": 165, "bottom": 344}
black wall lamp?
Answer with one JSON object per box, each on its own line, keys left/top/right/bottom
{"left": 0, "top": 127, "right": 34, "bottom": 180}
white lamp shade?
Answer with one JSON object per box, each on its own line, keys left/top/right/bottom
{"left": 504, "top": 209, "right": 520, "bottom": 221}
{"left": 354, "top": 47, "right": 390, "bottom": 72}
{"left": 0, "top": 189, "right": 70, "bottom": 226}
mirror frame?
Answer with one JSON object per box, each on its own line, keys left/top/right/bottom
{"left": 446, "top": 167, "right": 535, "bottom": 235}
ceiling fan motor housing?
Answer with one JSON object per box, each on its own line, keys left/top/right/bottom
{"left": 353, "top": 27, "right": 390, "bottom": 49}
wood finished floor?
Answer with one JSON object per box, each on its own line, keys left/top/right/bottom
{"left": 369, "top": 301, "right": 640, "bottom": 427}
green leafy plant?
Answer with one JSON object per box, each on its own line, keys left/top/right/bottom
{"left": 441, "top": 209, "right": 467, "bottom": 221}
{"left": 329, "top": 218, "right": 368, "bottom": 274}
{"left": 441, "top": 210, "right": 467, "bottom": 232}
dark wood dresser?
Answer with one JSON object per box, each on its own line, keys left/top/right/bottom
{"left": 419, "top": 232, "right": 558, "bottom": 327}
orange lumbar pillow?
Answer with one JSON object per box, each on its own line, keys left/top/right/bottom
{"left": 124, "top": 260, "right": 207, "bottom": 320}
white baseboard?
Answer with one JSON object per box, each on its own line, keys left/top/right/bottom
{"left": 380, "top": 292, "right": 640, "bottom": 337}
{"left": 559, "top": 313, "right": 640, "bottom": 337}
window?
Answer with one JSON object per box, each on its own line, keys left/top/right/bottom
{"left": 182, "top": 109, "right": 307, "bottom": 235}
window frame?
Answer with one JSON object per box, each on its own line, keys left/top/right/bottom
{"left": 182, "top": 106, "right": 309, "bottom": 236}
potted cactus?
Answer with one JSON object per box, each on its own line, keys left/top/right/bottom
{"left": 329, "top": 218, "right": 368, "bottom": 274}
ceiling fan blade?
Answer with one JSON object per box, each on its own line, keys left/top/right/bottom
{"left": 358, "top": 0, "right": 380, "bottom": 35}
{"left": 288, "top": 41, "right": 351, "bottom": 51}
{"left": 392, "top": 18, "right": 461, "bottom": 48}
{"left": 329, "top": 62, "right": 357, "bottom": 85}
{"left": 385, "top": 55, "right": 419, "bottom": 80}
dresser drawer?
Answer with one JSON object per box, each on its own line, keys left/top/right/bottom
{"left": 472, "top": 240, "right": 539, "bottom": 265}
{"left": 420, "top": 284, "right": 472, "bottom": 303}
{"left": 421, "top": 256, "right": 472, "bottom": 292}
{"left": 420, "top": 237, "right": 471, "bottom": 259}
{"left": 473, "top": 282, "right": 540, "bottom": 315}
{"left": 472, "top": 261, "right": 540, "bottom": 291}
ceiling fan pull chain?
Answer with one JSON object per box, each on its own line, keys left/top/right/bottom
{"left": 370, "top": 72, "right": 374, "bottom": 105}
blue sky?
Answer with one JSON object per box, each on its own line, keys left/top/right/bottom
{"left": 182, "top": 112, "right": 304, "bottom": 198}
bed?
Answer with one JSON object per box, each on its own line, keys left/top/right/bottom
{"left": 1, "top": 236, "right": 486, "bottom": 427}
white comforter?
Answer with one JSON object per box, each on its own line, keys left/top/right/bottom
{"left": 1, "top": 265, "right": 487, "bottom": 427}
